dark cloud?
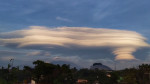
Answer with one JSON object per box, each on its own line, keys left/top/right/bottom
{"left": 133, "top": 47, "right": 150, "bottom": 60}
{"left": 49, "top": 46, "right": 115, "bottom": 59}
{"left": 0, "top": 50, "right": 24, "bottom": 56}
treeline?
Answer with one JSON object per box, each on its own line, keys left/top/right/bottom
{"left": 0, "top": 60, "right": 150, "bottom": 84}
{"left": 118, "top": 64, "right": 150, "bottom": 84}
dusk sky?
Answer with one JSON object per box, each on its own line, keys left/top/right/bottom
{"left": 0, "top": 0, "right": 150, "bottom": 70}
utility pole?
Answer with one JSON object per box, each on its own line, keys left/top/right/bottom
{"left": 10, "top": 59, "right": 14, "bottom": 68}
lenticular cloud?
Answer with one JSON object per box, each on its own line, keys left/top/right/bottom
{"left": 0, "top": 26, "right": 149, "bottom": 60}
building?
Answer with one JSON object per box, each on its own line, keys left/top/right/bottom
{"left": 90, "top": 63, "right": 112, "bottom": 71}
{"left": 77, "top": 79, "right": 88, "bottom": 84}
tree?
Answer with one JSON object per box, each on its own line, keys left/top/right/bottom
{"left": 33, "top": 60, "right": 56, "bottom": 84}
{"left": 121, "top": 68, "right": 138, "bottom": 84}
{"left": 137, "top": 64, "right": 150, "bottom": 84}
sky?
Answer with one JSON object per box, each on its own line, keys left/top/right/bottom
{"left": 0, "top": 0, "right": 150, "bottom": 70}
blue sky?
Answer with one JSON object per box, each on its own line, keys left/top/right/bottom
{"left": 0, "top": 0, "right": 150, "bottom": 69}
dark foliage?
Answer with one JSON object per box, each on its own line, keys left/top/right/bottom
{"left": 0, "top": 60, "right": 150, "bottom": 84}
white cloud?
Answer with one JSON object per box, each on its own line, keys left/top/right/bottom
{"left": 0, "top": 56, "right": 15, "bottom": 61}
{"left": 56, "top": 16, "right": 72, "bottom": 22}
{"left": 27, "top": 51, "right": 51, "bottom": 56}
{"left": 0, "top": 26, "right": 149, "bottom": 60}
{"left": 51, "top": 56, "right": 117, "bottom": 69}
{"left": 26, "top": 51, "right": 42, "bottom": 56}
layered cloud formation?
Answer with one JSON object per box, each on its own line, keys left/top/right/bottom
{"left": 0, "top": 26, "right": 149, "bottom": 60}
